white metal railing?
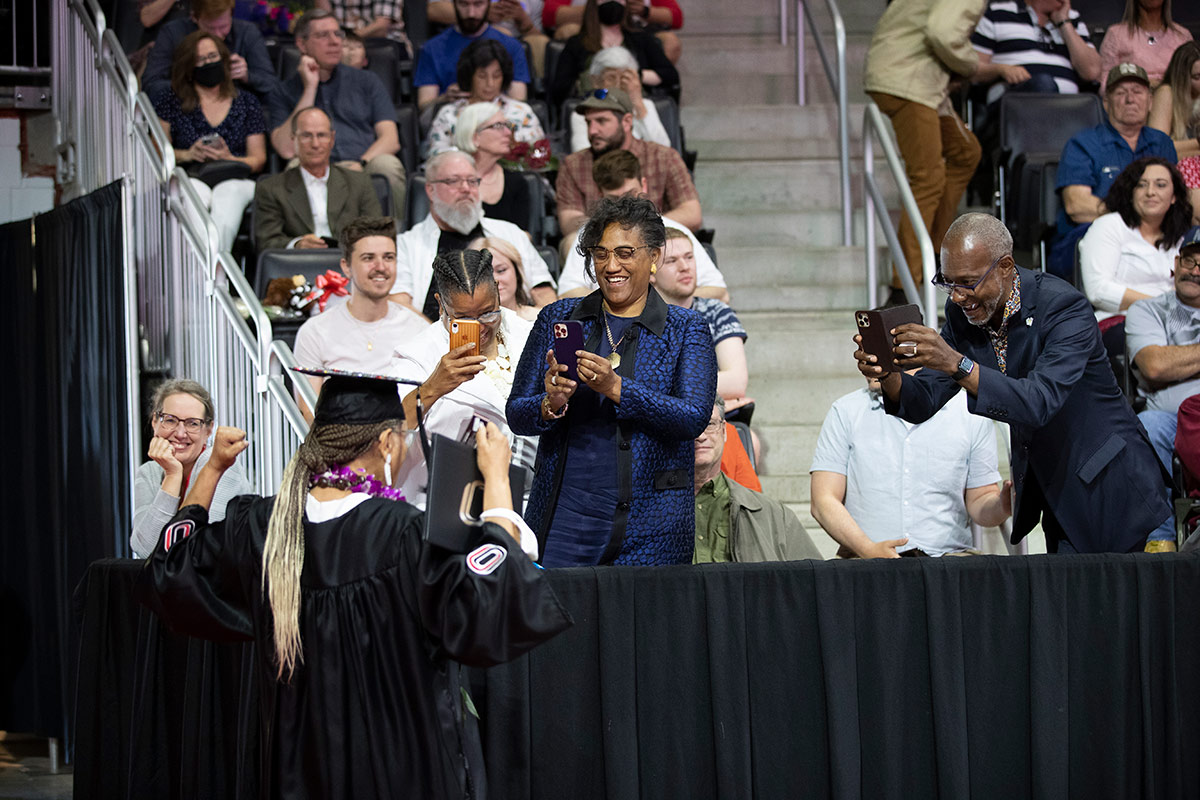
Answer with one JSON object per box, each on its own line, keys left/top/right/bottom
{"left": 785, "top": 0, "right": 851, "bottom": 247}
{"left": 54, "top": 0, "right": 310, "bottom": 504}
{"left": 862, "top": 102, "right": 937, "bottom": 325}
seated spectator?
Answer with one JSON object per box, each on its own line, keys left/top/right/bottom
{"left": 809, "top": 374, "right": 1011, "bottom": 558}
{"left": 654, "top": 229, "right": 751, "bottom": 412}
{"left": 268, "top": 11, "right": 406, "bottom": 223}
{"left": 692, "top": 396, "right": 821, "bottom": 564}
{"left": 415, "top": 0, "right": 531, "bottom": 110}
{"left": 142, "top": 0, "right": 277, "bottom": 100}
{"left": 341, "top": 31, "right": 369, "bottom": 68}
{"left": 568, "top": 45, "right": 670, "bottom": 152}
{"left": 130, "top": 378, "right": 252, "bottom": 557}
{"left": 426, "top": 39, "right": 545, "bottom": 160}
{"left": 545, "top": 0, "right": 683, "bottom": 63}
{"left": 1099, "top": 0, "right": 1193, "bottom": 89}
{"left": 556, "top": 88, "right": 700, "bottom": 238}
{"left": 1149, "top": 42, "right": 1200, "bottom": 221}
{"left": 506, "top": 194, "right": 716, "bottom": 567}
{"left": 450, "top": 102, "right": 536, "bottom": 229}
{"left": 390, "top": 151, "right": 556, "bottom": 319}
{"left": 153, "top": 31, "right": 267, "bottom": 252}
{"left": 253, "top": 107, "right": 383, "bottom": 251}
{"left": 548, "top": 0, "right": 678, "bottom": 107}
{"left": 323, "top": 0, "right": 407, "bottom": 43}
{"left": 392, "top": 249, "right": 538, "bottom": 508}
{"left": 1125, "top": 225, "right": 1200, "bottom": 551}
{"left": 470, "top": 235, "right": 540, "bottom": 320}
{"left": 558, "top": 149, "right": 723, "bottom": 300}
{"left": 292, "top": 216, "right": 428, "bottom": 422}
{"left": 1051, "top": 62, "right": 1177, "bottom": 279}
{"left": 1080, "top": 158, "right": 1190, "bottom": 337}
{"left": 970, "top": 0, "right": 1101, "bottom": 107}
{"left": 428, "top": 0, "right": 550, "bottom": 78}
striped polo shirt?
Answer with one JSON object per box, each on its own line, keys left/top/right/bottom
{"left": 971, "top": 1, "right": 1094, "bottom": 104}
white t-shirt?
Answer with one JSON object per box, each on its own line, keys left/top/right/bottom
{"left": 1079, "top": 212, "right": 1179, "bottom": 321}
{"left": 293, "top": 300, "right": 429, "bottom": 376}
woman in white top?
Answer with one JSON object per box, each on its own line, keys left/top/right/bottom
{"left": 470, "top": 235, "right": 540, "bottom": 321}
{"left": 391, "top": 249, "right": 538, "bottom": 509}
{"left": 130, "top": 379, "right": 252, "bottom": 557}
{"left": 569, "top": 45, "right": 671, "bottom": 152}
{"left": 1080, "top": 157, "right": 1193, "bottom": 322}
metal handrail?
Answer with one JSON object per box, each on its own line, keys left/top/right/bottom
{"left": 271, "top": 341, "right": 317, "bottom": 429}
{"left": 862, "top": 102, "right": 937, "bottom": 325}
{"left": 794, "top": 0, "right": 851, "bottom": 247}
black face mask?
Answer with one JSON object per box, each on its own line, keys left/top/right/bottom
{"left": 597, "top": 1, "right": 625, "bottom": 25}
{"left": 193, "top": 61, "right": 225, "bottom": 88}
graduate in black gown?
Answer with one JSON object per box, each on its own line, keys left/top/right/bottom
{"left": 138, "top": 372, "right": 571, "bottom": 799}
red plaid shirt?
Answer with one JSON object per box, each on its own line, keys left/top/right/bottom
{"left": 556, "top": 137, "right": 698, "bottom": 220}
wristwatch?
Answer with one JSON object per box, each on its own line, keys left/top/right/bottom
{"left": 359, "top": 158, "right": 369, "bottom": 168}
{"left": 952, "top": 355, "right": 975, "bottom": 382}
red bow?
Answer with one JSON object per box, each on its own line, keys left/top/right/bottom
{"left": 305, "top": 270, "right": 349, "bottom": 312}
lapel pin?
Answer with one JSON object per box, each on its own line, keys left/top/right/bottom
{"left": 1025, "top": 318, "right": 1033, "bottom": 326}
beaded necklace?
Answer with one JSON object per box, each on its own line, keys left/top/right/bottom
{"left": 309, "top": 465, "right": 405, "bottom": 502}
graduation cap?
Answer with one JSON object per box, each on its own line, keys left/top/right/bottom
{"left": 292, "top": 368, "right": 422, "bottom": 426}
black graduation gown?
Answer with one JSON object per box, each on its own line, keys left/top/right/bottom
{"left": 137, "top": 494, "right": 572, "bottom": 799}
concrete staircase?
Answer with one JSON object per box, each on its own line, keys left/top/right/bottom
{"left": 673, "top": 0, "right": 1022, "bottom": 556}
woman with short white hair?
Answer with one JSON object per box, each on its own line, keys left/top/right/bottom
{"left": 569, "top": 45, "right": 671, "bottom": 152}
{"left": 452, "top": 101, "right": 535, "bottom": 229}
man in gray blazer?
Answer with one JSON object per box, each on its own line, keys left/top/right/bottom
{"left": 253, "top": 107, "right": 382, "bottom": 252}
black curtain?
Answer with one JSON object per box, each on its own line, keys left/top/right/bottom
{"left": 0, "top": 181, "right": 131, "bottom": 752}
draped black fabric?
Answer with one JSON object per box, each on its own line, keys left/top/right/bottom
{"left": 76, "top": 555, "right": 1200, "bottom": 799}
{"left": 0, "top": 182, "right": 131, "bottom": 747}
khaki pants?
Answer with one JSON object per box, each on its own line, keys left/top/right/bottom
{"left": 869, "top": 92, "right": 981, "bottom": 290}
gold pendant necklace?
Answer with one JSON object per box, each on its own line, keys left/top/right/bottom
{"left": 602, "top": 309, "right": 625, "bottom": 368}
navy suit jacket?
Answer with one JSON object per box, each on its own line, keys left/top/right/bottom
{"left": 887, "top": 267, "right": 1168, "bottom": 553}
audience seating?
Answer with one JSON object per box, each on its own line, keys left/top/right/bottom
{"left": 371, "top": 172, "right": 393, "bottom": 219}
{"left": 396, "top": 103, "right": 420, "bottom": 178}
{"left": 731, "top": 421, "right": 757, "bottom": 471}
{"left": 406, "top": 172, "right": 429, "bottom": 228}
{"left": 994, "top": 92, "right": 1102, "bottom": 228}
{"left": 536, "top": 243, "right": 559, "bottom": 281}
{"left": 254, "top": 248, "right": 347, "bottom": 349}
{"left": 403, "top": 0, "right": 429, "bottom": 47}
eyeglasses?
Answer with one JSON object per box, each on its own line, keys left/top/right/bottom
{"left": 430, "top": 176, "right": 483, "bottom": 188}
{"left": 155, "top": 413, "right": 209, "bottom": 433}
{"left": 477, "top": 121, "right": 515, "bottom": 133}
{"left": 697, "top": 418, "right": 724, "bottom": 439}
{"left": 441, "top": 301, "right": 502, "bottom": 325}
{"left": 932, "top": 255, "right": 1006, "bottom": 296}
{"left": 195, "top": 51, "right": 221, "bottom": 66}
{"left": 1179, "top": 254, "right": 1200, "bottom": 272}
{"left": 308, "top": 28, "right": 346, "bottom": 41}
{"left": 587, "top": 245, "right": 653, "bottom": 264}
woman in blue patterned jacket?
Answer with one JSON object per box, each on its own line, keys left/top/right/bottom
{"left": 507, "top": 195, "right": 716, "bottom": 566}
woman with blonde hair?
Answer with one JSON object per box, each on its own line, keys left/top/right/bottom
{"left": 1149, "top": 41, "right": 1200, "bottom": 220}
{"left": 139, "top": 373, "right": 569, "bottom": 799}
{"left": 1099, "top": 0, "right": 1193, "bottom": 88}
{"left": 471, "top": 235, "right": 539, "bottom": 320}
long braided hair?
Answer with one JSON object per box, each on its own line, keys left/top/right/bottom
{"left": 262, "top": 419, "right": 401, "bottom": 681}
{"left": 431, "top": 248, "right": 497, "bottom": 304}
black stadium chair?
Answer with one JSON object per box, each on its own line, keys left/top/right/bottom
{"left": 254, "top": 249, "right": 347, "bottom": 349}
{"left": 994, "top": 92, "right": 1103, "bottom": 227}
{"left": 370, "top": 173, "right": 393, "bottom": 219}
{"left": 406, "top": 173, "right": 429, "bottom": 229}
{"left": 536, "top": 244, "right": 560, "bottom": 281}
{"left": 395, "top": 103, "right": 420, "bottom": 178}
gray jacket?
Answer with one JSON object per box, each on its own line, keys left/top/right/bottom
{"left": 727, "top": 479, "right": 823, "bottom": 562}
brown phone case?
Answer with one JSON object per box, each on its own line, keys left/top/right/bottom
{"left": 449, "top": 319, "right": 481, "bottom": 353}
{"left": 855, "top": 304, "right": 923, "bottom": 372}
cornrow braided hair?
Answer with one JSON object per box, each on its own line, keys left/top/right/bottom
{"left": 262, "top": 419, "right": 400, "bottom": 681}
{"left": 431, "top": 248, "right": 497, "bottom": 301}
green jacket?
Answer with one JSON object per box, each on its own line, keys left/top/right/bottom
{"left": 727, "top": 479, "right": 823, "bottom": 562}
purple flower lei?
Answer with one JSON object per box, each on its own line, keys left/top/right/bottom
{"left": 309, "top": 465, "right": 405, "bottom": 502}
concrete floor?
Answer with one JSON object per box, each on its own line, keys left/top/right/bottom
{"left": 0, "top": 734, "right": 72, "bottom": 800}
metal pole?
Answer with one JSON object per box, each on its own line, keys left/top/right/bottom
{"left": 835, "top": 9, "right": 850, "bottom": 246}
{"left": 796, "top": 1, "right": 805, "bottom": 105}
{"left": 780, "top": 0, "right": 788, "bottom": 45}
{"left": 864, "top": 131, "right": 877, "bottom": 308}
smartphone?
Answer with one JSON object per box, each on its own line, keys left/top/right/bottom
{"left": 199, "top": 133, "right": 221, "bottom": 147}
{"left": 449, "top": 318, "right": 481, "bottom": 353}
{"left": 552, "top": 320, "right": 584, "bottom": 382}
{"left": 855, "top": 303, "right": 923, "bottom": 372}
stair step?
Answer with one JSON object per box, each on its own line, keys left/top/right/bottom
{"left": 720, "top": 245, "right": 865, "bottom": 288}
{"left": 746, "top": 375, "right": 865, "bottom": 426}
{"left": 704, "top": 208, "right": 867, "bottom": 248}
{"left": 695, "top": 158, "right": 883, "bottom": 213}
{"left": 741, "top": 310, "right": 865, "bottom": 374}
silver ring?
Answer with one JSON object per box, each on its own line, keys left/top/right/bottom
{"left": 551, "top": 374, "right": 558, "bottom": 386}
{"left": 905, "top": 343, "right": 917, "bottom": 356}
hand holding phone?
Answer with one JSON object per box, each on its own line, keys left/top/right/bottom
{"left": 199, "top": 133, "right": 222, "bottom": 147}
{"left": 449, "top": 319, "right": 481, "bottom": 354}
{"left": 551, "top": 320, "right": 584, "bottom": 381}
{"left": 854, "top": 304, "right": 923, "bottom": 372}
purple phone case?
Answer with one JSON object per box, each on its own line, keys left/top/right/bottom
{"left": 552, "top": 321, "right": 584, "bottom": 381}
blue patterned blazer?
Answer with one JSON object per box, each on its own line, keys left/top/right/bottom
{"left": 507, "top": 288, "right": 717, "bottom": 565}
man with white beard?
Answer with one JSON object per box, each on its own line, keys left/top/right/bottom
{"left": 389, "top": 150, "right": 556, "bottom": 320}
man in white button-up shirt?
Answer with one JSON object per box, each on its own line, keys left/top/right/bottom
{"left": 809, "top": 373, "right": 1011, "bottom": 557}
{"left": 254, "top": 107, "right": 383, "bottom": 252}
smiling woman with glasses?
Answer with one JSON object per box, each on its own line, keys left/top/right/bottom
{"left": 444, "top": 101, "right": 538, "bottom": 230}
{"left": 507, "top": 194, "right": 717, "bottom": 567}
{"left": 129, "top": 378, "right": 252, "bottom": 557}
{"left": 392, "top": 249, "right": 541, "bottom": 509}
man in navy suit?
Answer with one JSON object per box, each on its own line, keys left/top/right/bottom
{"left": 854, "top": 212, "right": 1169, "bottom": 553}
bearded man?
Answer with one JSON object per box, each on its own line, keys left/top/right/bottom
{"left": 389, "top": 150, "right": 556, "bottom": 320}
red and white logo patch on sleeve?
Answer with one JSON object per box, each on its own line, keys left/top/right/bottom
{"left": 163, "top": 519, "right": 195, "bottom": 552}
{"left": 466, "top": 543, "right": 507, "bottom": 575}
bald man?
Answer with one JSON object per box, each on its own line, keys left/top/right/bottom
{"left": 853, "top": 211, "right": 1169, "bottom": 554}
